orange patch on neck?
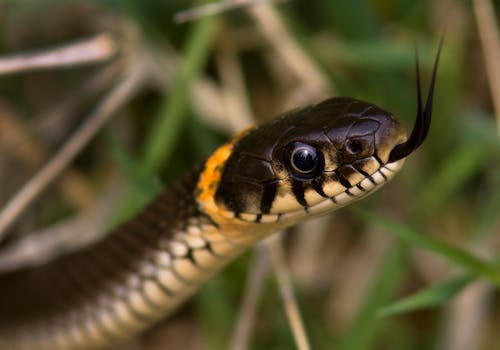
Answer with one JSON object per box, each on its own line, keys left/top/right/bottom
{"left": 196, "top": 126, "right": 254, "bottom": 221}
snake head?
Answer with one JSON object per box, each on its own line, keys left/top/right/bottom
{"left": 198, "top": 98, "right": 407, "bottom": 229}
{"left": 197, "top": 44, "right": 441, "bottom": 232}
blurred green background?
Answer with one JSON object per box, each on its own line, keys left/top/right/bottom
{"left": 0, "top": 0, "right": 498, "bottom": 349}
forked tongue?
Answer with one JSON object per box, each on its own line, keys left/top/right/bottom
{"left": 388, "top": 40, "right": 443, "bottom": 163}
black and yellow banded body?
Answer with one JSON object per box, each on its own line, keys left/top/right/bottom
{"left": 0, "top": 46, "right": 440, "bottom": 349}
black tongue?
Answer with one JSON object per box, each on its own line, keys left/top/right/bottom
{"left": 388, "top": 39, "right": 443, "bottom": 163}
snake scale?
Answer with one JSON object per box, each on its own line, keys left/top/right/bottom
{"left": 0, "top": 46, "right": 441, "bottom": 349}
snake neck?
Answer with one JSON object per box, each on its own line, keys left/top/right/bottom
{"left": 0, "top": 166, "right": 250, "bottom": 350}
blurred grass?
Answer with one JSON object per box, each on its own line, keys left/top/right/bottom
{"left": 113, "top": 16, "right": 217, "bottom": 222}
{"left": 141, "top": 17, "right": 216, "bottom": 173}
{"left": 0, "top": 1, "right": 499, "bottom": 350}
{"left": 337, "top": 244, "right": 408, "bottom": 350}
{"left": 354, "top": 207, "right": 500, "bottom": 285}
{"left": 378, "top": 274, "right": 474, "bottom": 317}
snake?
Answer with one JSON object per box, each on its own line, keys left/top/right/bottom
{"left": 0, "top": 47, "right": 441, "bottom": 349}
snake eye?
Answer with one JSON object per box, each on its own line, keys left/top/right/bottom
{"left": 285, "top": 142, "right": 323, "bottom": 179}
{"left": 345, "top": 139, "right": 363, "bottom": 155}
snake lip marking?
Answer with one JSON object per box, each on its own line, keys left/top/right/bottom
{"left": 388, "top": 40, "right": 443, "bottom": 163}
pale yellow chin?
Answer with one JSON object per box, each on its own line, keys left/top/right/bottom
{"left": 235, "top": 158, "right": 405, "bottom": 227}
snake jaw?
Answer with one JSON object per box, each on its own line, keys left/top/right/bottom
{"left": 388, "top": 41, "right": 443, "bottom": 163}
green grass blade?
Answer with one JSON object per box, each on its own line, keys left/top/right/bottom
{"left": 112, "top": 18, "right": 216, "bottom": 222}
{"left": 415, "top": 142, "right": 490, "bottom": 217}
{"left": 474, "top": 185, "right": 500, "bottom": 237}
{"left": 105, "top": 132, "right": 162, "bottom": 224}
{"left": 142, "top": 17, "right": 217, "bottom": 173}
{"left": 106, "top": 132, "right": 160, "bottom": 196}
{"left": 378, "top": 274, "right": 474, "bottom": 317}
{"left": 353, "top": 208, "right": 500, "bottom": 285}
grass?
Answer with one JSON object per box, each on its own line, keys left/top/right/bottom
{"left": 0, "top": 1, "right": 498, "bottom": 349}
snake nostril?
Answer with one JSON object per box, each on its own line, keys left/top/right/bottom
{"left": 345, "top": 139, "right": 363, "bottom": 155}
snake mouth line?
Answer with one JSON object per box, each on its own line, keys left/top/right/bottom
{"left": 388, "top": 41, "right": 442, "bottom": 163}
{"left": 235, "top": 159, "right": 404, "bottom": 224}
{"left": 283, "top": 160, "right": 405, "bottom": 220}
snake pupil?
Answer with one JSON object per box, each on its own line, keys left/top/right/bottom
{"left": 293, "top": 148, "right": 316, "bottom": 172}
{"left": 287, "top": 143, "right": 322, "bottom": 177}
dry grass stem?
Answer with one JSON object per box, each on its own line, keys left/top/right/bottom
{"left": 289, "top": 217, "right": 330, "bottom": 287}
{"left": 248, "top": 4, "right": 331, "bottom": 101}
{"left": 3, "top": 63, "right": 120, "bottom": 212}
{"left": 215, "top": 33, "right": 254, "bottom": 131}
{"left": 0, "top": 33, "right": 117, "bottom": 75}
{"left": 0, "top": 101, "right": 97, "bottom": 211}
{"left": 174, "top": 0, "right": 286, "bottom": 23}
{"left": 36, "top": 62, "right": 122, "bottom": 138}
{"left": 327, "top": 231, "right": 392, "bottom": 330}
{"left": 267, "top": 235, "right": 311, "bottom": 350}
{"left": 0, "top": 61, "right": 146, "bottom": 241}
{"left": 229, "top": 245, "right": 270, "bottom": 350}
{"left": 0, "top": 180, "right": 122, "bottom": 272}
{"left": 189, "top": 77, "right": 233, "bottom": 133}
{"left": 473, "top": 0, "right": 500, "bottom": 132}
{"left": 147, "top": 47, "right": 233, "bottom": 133}
{"left": 439, "top": 237, "right": 498, "bottom": 350}
{"left": 441, "top": 280, "right": 492, "bottom": 350}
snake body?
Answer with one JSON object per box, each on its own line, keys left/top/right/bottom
{"left": 0, "top": 46, "right": 440, "bottom": 349}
